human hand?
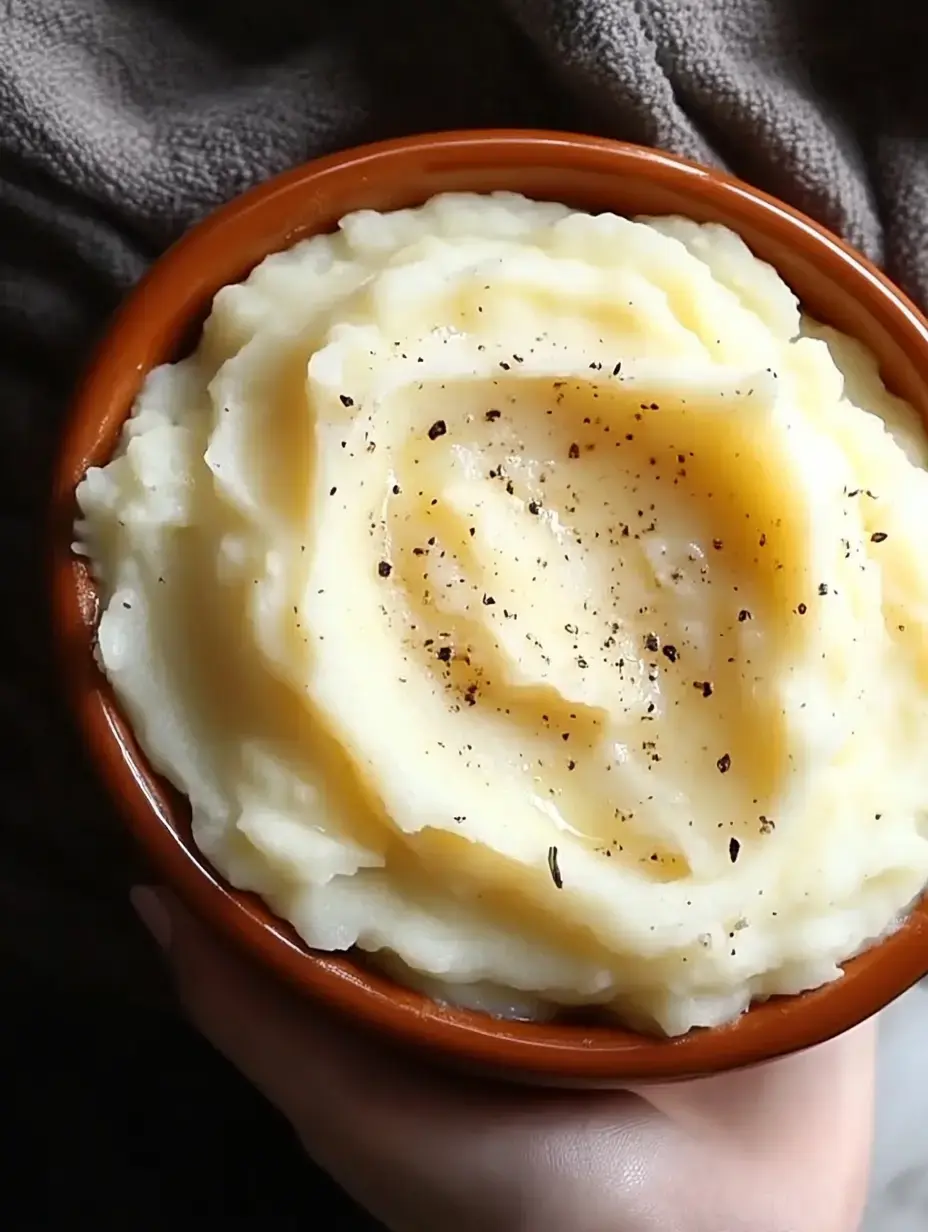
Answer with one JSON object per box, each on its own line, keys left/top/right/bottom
{"left": 132, "top": 887, "right": 875, "bottom": 1232}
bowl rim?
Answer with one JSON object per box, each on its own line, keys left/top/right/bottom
{"left": 49, "top": 128, "right": 928, "bottom": 1083}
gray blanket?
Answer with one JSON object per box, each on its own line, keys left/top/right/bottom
{"left": 1, "top": 0, "right": 925, "bottom": 1002}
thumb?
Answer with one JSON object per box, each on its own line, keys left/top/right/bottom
{"left": 131, "top": 886, "right": 876, "bottom": 1232}
{"left": 129, "top": 886, "right": 687, "bottom": 1232}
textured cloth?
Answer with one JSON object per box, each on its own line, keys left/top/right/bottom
{"left": 1, "top": 0, "right": 926, "bottom": 1002}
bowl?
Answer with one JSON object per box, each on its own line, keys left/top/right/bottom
{"left": 49, "top": 129, "right": 928, "bottom": 1086}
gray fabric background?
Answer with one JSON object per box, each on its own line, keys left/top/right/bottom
{"left": 1, "top": 0, "right": 925, "bottom": 1002}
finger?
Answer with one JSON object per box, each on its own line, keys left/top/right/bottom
{"left": 635, "top": 1021, "right": 877, "bottom": 1232}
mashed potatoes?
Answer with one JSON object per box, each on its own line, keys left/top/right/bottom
{"left": 77, "top": 193, "right": 928, "bottom": 1035}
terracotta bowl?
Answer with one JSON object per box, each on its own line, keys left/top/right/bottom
{"left": 49, "top": 130, "right": 928, "bottom": 1086}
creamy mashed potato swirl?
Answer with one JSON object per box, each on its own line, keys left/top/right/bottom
{"left": 77, "top": 193, "right": 928, "bottom": 1035}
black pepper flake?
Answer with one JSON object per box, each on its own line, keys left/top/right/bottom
{"left": 612, "top": 361, "right": 622, "bottom": 376}
{"left": 661, "top": 644, "right": 678, "bottom": 663}
{"left": 485, "top": 409, "right": 501, "bottom": 421}
{"left": 437, "top": 646, "right": 452, "bottom": 662}
{"left": 797, "top": 602, "right": 807, "bottom": 615}
{"left": 392, "top": 484, "right": 401, "bottom": 495}
{"left": 818, "top": 583, "right": 829, "bottom": 596}
{"left": 568, "top": 443, "right": 580, "bottom": 459}
{"left": 329, "top": 486, "right": 337, "bottom": 496}
{"left": 567, "top": 759, "right": 576, "bottom": 770}
{"left": 528, "top": 501, "right": 540, "bottom": 515}
{"left": 377, "top": 561, "right": 392, "bottom": 578}
{"left": 738, "top": 609, "right": 752, "bottom": 622}
{"left": 717, "top": 752, "right": 731, "bottom": 774}
{"left": 759, "top": 816, "right": 775, "bottom": 834}
{"left": 729, "top": 836, "right": 740, "bottom": 862}
{"left": 644, "top": 632, "right": 659, "bottom": 652}
{"left": 694, "top": 680, "right": 713, "bottom": 698}
{"left": 547, "top": 845, "right": 563, "bottom": 889}
{"left": 482, "top": 594, "right": 496, "bottom": 605}
{"left": 427, "top": 420, "right": 447, "bottom": 441}
{"left": 339, "top": 394, "right": 354, "bottom": 407}
{"left": 713, "top": 539, "right": 724, "bottom": 550}
{"left": 871, "top": 531, "right": 888, "bottom": 543}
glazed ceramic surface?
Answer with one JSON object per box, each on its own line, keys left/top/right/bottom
{"left": 50, "top": 131, "right": 928, "bottom": 1085}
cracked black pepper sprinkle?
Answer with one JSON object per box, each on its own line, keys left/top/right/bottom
{"left": 738, "top": 609, "right": 752, "bottom": 622}
{"left": 729, "top": 837, "right": 741, "bottom": 862}
{"left": 871, "top": 531, "right": 888, "bottom": 543}
{"left": 717, "top": 752, "right": 731, "bottom": 773}
{"left": 547, "top": 845, "right": 563, "bottom": 889}
{"left": 568, "top": 443, "right": 580, "bottom": 459}
{"left": 645, "top": 633, "right": 659, "bottom": 652}
{"left": 485, "top": 409, "right": 501, "bottom": 421}
{"left": 427, "top": 420, "right": 447, "bottom": 440}
{"left": 662, "top": 644, "right": 678, "bottom": 662}
{"left": 818, "top": 583, "right": 829, "bottom": 595}
{"left": 377, "top": 561, "right": 392, "bottom": 578}
{"left": 339, "top": 394, "right": 353, "bottom": 407}
{"left": 437, "top": 646, "right": 452, "bottom": 662}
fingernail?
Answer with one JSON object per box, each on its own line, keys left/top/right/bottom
{"left": 130, "top": 885, "right": 172, "bottom": 950}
